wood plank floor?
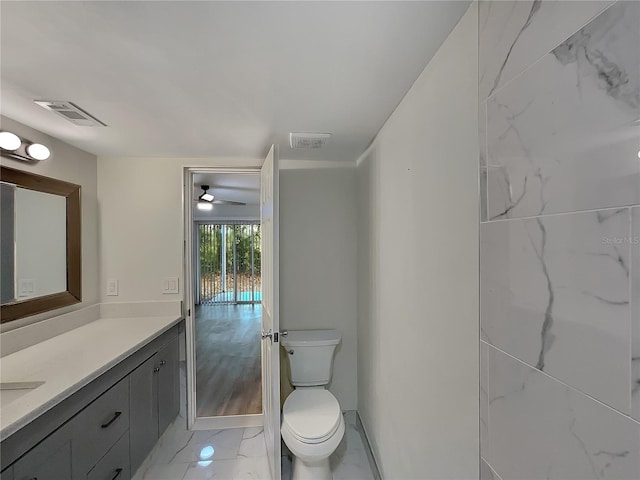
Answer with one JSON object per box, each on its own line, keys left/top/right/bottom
{"left": 195, "top": 304, "right": 262, "bottom": 417}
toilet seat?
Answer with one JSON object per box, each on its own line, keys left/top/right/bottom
{"left": 282, "top": 390, "right": 341, "bottom": 444}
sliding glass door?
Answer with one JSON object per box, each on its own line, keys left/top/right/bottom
{"left": 197, "top": 222, "right": 261, "bottom": 305}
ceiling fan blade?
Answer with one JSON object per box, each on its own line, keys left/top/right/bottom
{"left": 211, "top": 199, "right": 246, "bottom": 205}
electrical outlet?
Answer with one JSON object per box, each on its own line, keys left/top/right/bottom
{"left": 107, "top": 279, "right": 119, "bottom": 296}
{"left": 18, "top": 279, "right": 35, "bottom": 297}
{"left": 162, "top": 277, "right": 179, "bottom": 294}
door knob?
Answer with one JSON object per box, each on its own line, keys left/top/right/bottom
{"left": 261, "top": 329, "right": 273, "bottom": 340}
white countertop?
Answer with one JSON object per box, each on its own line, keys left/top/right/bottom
{"left": 0, "top": 314, "right": 182, "bottom": 441}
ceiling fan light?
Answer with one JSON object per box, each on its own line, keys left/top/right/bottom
{"left": 0, "top": 131, "right": 22, "bottom": 151}
{"left": 26, "top": 143, "right": 51, "bottom": 161}
{"left": 197, "top": 201, "right": 213, "bottom": 211}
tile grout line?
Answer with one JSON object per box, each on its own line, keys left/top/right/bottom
{"left": 480, "top": 204, "right": 640, "bottom": 225}
{"left": 485, "top": 342, "right": 640, "bottom": 426}
{"left": 481, "top": 455, "right": 504, "bottom": 480}
{"left": 482, "top": 0, "right": 617, "bottom": 103}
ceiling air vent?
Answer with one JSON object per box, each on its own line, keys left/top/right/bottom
{"left": 34, "top": 100, "right": 107, "bottom": 127}
{"left": 289, "top": 132, "right": 331, "bottom": 149}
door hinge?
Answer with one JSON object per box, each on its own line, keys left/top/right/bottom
{"left": 187, "top": 309, "right": 191, "bottom": 317}
{"left": 273, "top": 332, "right": 279, "bottom": 343}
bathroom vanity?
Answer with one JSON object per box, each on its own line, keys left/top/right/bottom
{"left": 0, "top": 315, "right": 184, "bottom": 480}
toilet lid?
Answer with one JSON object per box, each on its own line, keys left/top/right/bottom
{"left": 282, "top": 390, "right": 341, "bottom": 444}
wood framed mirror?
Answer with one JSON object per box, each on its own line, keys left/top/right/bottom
{"left": 0, "top": 165, "right": 81, "bottom": 323}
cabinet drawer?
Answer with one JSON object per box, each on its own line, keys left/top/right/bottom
{"left": 71, "top": 377, "right": 129, "bottom": 476}
{"left": 12, "top": 424, "right": 71, "bottom": 480}
{"left": 87, "top": 431, "right": 130, "bottom": 480}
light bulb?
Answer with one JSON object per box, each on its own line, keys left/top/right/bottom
{"left": 0, "top": 131, "right": 21, "bottom": 151}
{"left": 197, "top": 201, "right": 213, "bottom": 211}
{"left": 26, "top": 143, "right": 50, "bottom": 161}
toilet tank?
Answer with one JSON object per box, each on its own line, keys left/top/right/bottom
{"left": 281, "top": 330, "right": 341, "bottom": 387}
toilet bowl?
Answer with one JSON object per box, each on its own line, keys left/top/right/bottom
{"left": 280, "top": 330, "right": 344, "bottom": 480}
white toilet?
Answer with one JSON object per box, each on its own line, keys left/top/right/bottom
{"left": 281, "top": 330, "right": 344, "bottom": 480}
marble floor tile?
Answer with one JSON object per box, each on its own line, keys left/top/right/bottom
{"left": 138, "top": 463, "right": 190, "bottom": 480}
{"left": 238, "top": 429, "right": 266, "bottom": 458}
{"left": 182, "top": 456, "right": 270, "bottom": 480}
{"left": 330, "top": 422, "right": 375, "bottom": 480}
{"left": 134, "top": 412, "right": 375, "bottom": 480}
{"left": 489, "top": 346, "right": 640, "bottom": 480}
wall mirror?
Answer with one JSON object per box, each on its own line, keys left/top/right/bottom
{"left": 0, "top": 165, "right": 81, "bottom": 323}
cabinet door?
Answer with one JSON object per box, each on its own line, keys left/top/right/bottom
{"left": 129, "top": 353, "right": 159, "bottom": 473}
{"left": 13, "top": 425, "right": 71, "bottom": 480}
{"left": 87, "top": 431, "right": 130, "bottom": 480}
{"left": 157, "top": 334, "right": 180, "bottom": 436}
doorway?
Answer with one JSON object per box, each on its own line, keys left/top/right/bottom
{"left": 183, "top": 147, "right": 280, "bottom": 480}
{"left": 185, "top": 170, "right": 264, "bottom": 427}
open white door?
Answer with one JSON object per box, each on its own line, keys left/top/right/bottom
{"left": 261, "top": 145, "right": 281, "bottom": 479}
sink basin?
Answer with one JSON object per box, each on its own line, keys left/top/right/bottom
{"left": 0, "top": 381, "right": 45, "bottom": 406}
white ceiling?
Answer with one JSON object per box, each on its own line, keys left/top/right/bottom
{"left": 0, "top": 1, "right": 470, "bottom": 163}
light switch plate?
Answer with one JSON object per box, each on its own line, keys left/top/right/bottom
{"left": 107, "top": 279, "right": 119, "bottom": 296}
{"left": 162, "top": 277, "right": 179, "bottom": 294}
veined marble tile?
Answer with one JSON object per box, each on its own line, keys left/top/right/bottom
{"left": 488, "top": 347, "right": 640, "bottom": 480}
{"left": 331, "top": 423, "right": 375, "bottom": 480}
{"left": 238, "top": 428, "right": 266, "bottom": 458}
{"left": 480, "top": 341, "right": 489, "bottom": 460}
{"left": 479, "top": 0, "right": 613, "bottom": 100}
{"left": 153, "top": 427, "right": 244, "bottom": 464}
{"left": 632, "top": 206, "right": 640, "bottom": 421}
{"left": 139, "top": 462, "right": 189, "bottom": 480}
{"left": 480, "top": 459, "right": 499, "bottom": 480}
{"left": 480, "top": 99, "right": 488, "bottom": 222}
{"left": 182, "top": 456, "right": 270, "bottom": 479}
{"left": 481, "top": 209, "right": 631, "bottom": 413}
{"left": 486, "top": 0, "right": 640, "bottom": 220}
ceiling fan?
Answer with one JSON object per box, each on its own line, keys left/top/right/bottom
{"left": 196, "top": 185, "right": 245, "bottom": 210}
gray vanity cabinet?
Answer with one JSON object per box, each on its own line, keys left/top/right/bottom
{"left": 129, "top": 333, "right": 180, "bottom": 472}
{"left": 157, "top": 334, "right": 180, "bottom": 435}
{"left": 71, "top": 377, "right": 130, "bottom": 478}
{"left": 12, "top": 423, "right": 72, "bottom": 480}
{"left": 86, "top": 431, "right": 130, "bottom": 480}
{"left": 129, "top": 353, "right": 159, "bottom": 470}
{"left": 0, "top": 321, "right": 184, "bottom": 480}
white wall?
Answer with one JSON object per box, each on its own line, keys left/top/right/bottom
{"left": 280, "top": 167, "right": 358, "bottom": 411}
{"left": 356, "top": 4, "right": 479, "bottom": 479}
{"left": 0, "top": 116, "right": 99, "bottom": 332}
{"left": 97, "top": 157, "right": 262, "bottom": 303}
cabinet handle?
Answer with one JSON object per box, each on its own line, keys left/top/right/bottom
{"left": 153, "top": 367, "right": 161, "bottom": 373}
{"left": 159, "top": 360, "right": 166, "bottom": 366}
{"left": 111, "top": 468, "right": 123, "bottom": 480}
{"left": 101, "top": 411, "right": 122, "bottom": 429}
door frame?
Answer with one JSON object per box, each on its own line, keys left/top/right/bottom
{"left": 183, "top": 166, "right": 263, "bottom": 431}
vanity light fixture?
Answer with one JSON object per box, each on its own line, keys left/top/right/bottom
{"left": 25, "top": 143, "right": 51, "bottom": 161}
{"left": 0, "top": 131, "right": 21, "bottom": 151}
{"left": 0, "top": 131, "right": 52, "bottom": 162}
